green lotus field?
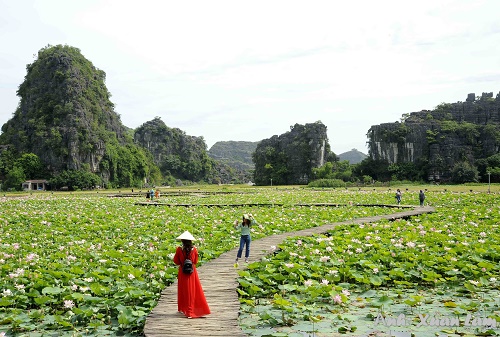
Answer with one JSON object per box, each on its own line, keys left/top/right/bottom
{"left": 0, "top": 186, "right": 498, "bottom": 337}
{"left": 237, "top": 188, "right": 500, "bottom": 337}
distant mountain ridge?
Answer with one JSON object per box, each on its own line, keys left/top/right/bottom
{"left": 208, "top": 141, "right": 258, "bottom": 171}
{"left": 208, "top": 142, "right": 369, "bottom": 172}
{"left": 338, "top": 149, "right": 367, "bottom": 164}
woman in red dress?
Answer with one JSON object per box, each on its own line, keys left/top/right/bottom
{"left": 173, "top": 231, "right": 211, "bottom": 318}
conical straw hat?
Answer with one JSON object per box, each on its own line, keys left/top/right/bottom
{"left": 176, "top": 231, "right": 196, "bottom": 241}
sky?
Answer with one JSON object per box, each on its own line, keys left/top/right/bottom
{"left": 1, "top": 0, "right": 500, "bottom": 155}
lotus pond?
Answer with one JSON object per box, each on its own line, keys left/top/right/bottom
{"left": 237, "top": 190, "right": 500, "bottom": 337}
{"left": 1, "top": 187, "right": 406, "bottom": 336}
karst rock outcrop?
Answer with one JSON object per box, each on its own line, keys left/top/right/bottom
{"left": 368, "top": 92, "right": 500, "bottom": 182}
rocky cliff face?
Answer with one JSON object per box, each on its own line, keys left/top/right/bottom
{"left": 253, "top": 121, "right": 335, "bottom": 185}
{"left": 368, "top": 92, "right": 500, "bottom": 181}
{"left": 0, "top": 44, "right": 155, "bottom": 186}
{"left": 0, "top": 45, "right": 127, "bottom": 170}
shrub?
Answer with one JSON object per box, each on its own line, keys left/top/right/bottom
{"left": 307, "top": 179, "right": 346, "bottom": 188}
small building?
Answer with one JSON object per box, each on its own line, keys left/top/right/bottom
{"left": 22, "top": 180, "right": 49, "bottom": 191}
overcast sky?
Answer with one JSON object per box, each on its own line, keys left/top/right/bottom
{"left": 1, "top": 0, "right": 499, "bottom": 155}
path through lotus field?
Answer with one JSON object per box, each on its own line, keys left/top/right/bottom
{"left": 0, "top": 186, "right": 498, "bottom": 337}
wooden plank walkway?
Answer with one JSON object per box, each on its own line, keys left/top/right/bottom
{"left": 144, "top": 205, "right": 435, "bottom": 337}
{"left": 135, "top": 202, "right": 415, "bottom": 208}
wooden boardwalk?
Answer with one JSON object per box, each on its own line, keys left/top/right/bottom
{"left": 135, "top": 201, "right": 414, "bottom": 208}
{"left": 144, "top": 205, "right": 435, "bottom": 337}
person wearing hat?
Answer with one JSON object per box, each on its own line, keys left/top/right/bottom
{"left": 173, "top": 231, "right": 211, "bottom": 318}
{"left": 234, "top": 213, "right": 256, "bottom": 265}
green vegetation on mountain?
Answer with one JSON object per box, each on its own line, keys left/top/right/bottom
{"left": 0, "top": 44, "right": 160, "bottom": 189}
{"left": 133, "top": 117, "right": 212, "bottom": 184}
{"left": 253, "top": 122, "right": 336, "bottom": 185}
{"left": 1, "top": 44, "right": 497, "bottom": 188}
{"left": 367, "top": 92, "right": 500, "bottom": 183}
{"left": 208, "top": 141, "right": 258, "bottom": 171}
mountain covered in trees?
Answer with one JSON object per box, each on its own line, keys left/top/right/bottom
{"left": 0, "top": 44, "right": 161, "bottom": 189}
{"left": 365, "top": 92, "right": 500, "bottom": 183}
{"left": 208, "top": 141, "right": 258, "bottom": 171}
{"left": 253, "top": 122, "right": 336, "bottom": 185}
{"left": 0, "top": 44, "right": 253, "bottom": 189}
{"left": 134, "top": 118, "right": 253, "bottom": 185}
{"left": 2, "top": 44, "right": 498, "bottom": 189}
{"left": 134, "top": 117, "right": 211, "bottom": 183}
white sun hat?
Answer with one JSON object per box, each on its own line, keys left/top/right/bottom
{"left": 176, "top": 231, "right": 196, "bottom": 241}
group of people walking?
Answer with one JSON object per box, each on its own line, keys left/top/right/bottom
{"left": 146, "top": 188, "right": 160, "bottom": 200}
{"left": 395, "top": 188, "right": 426, "bottom": 207}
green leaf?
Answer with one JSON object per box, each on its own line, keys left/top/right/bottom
{"left": 273, "top": 293, "right": 291, "bottom": 307}
{"left": 237, "top": 270, "right": 251, "bottom": 277}
{"left": 34, "top": 296, "right": 51, "bottom": 305}
{"left": 0, "top": 297, "right": 14, "bottom": 306}
{"left": 369, "top": 275, "right": 383, "bottom": 286}
{"left": 236, "top": 288, "right": 249, "bottom": 296}
{"left": 42, "top": 286, "right": 63, "bottom": 295}
{"left": 359, "top": 289, "right": 377, "bottom": 298}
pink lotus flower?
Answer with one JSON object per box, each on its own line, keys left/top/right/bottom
{"left": 406, "top": 242, "right": 416, "bottom": 248}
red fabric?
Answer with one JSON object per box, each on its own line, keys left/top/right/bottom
{"left": 173, "top": 246, "right": 211, "bottom": 318}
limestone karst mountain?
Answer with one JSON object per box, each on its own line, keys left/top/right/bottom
{"left": 253, "top": 121, "right": 336, "bottom": 185}
{"left": 0, "top": 44, "right": 158, "bottom": 187}
{"left": 367, "top": 92, "right": 500, "bottom": 182}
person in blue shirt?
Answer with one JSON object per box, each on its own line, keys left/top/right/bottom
{"left": 234, "top": 213, "right": 256, "bottom": 264}
{"left": 395, "top": 189, "right": 402, "bottom": 205}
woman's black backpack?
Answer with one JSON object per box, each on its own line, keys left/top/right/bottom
{"left": 182, "top": 250, "right": 194, "bottom": 274}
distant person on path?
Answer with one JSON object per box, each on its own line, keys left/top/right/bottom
{"left": 395, "top": 189, "right": 402, "bottom": 205}
{"left": 149, "top": 188, "right": 155, "bottom": 201}
{"left": 173, "top": 231, "right": 211, "bottom": 318}
{"left": 155, "top": 189, "right": 160, "bottom": 199}
{"left": 419, "top": 190, "right": 425, "bottom": 207}
{"left": 234, "top": 213, "right": 256, "bottom": 265}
